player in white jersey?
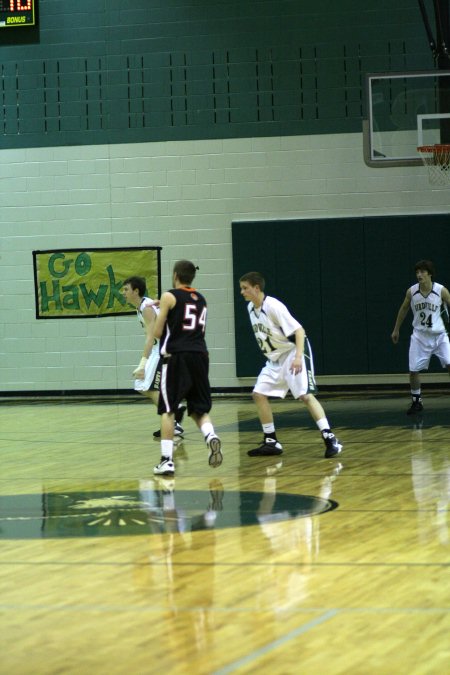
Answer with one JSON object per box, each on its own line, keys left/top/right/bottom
{"left": 121, "top": 276, "right": 185, "bottom": 436}
{"left": 239, "top": 271, "right": 343, "bottom": 459}
{"left": 391, "top": 260, "right": 450, "bottom": 414}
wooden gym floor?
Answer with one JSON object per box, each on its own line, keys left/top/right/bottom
{"left": 0, "top": 392, "right": 449, "bottom": 675}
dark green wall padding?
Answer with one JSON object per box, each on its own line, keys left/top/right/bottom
{"left": 0, "top": 0, "right": 433, "bottom": 149}
{"left": 232, "top": 214, "right": 450, "bottom": 377}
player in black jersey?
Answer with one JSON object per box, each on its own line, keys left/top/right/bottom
{"left": 153, "top": 260, "right": 222, "bottom": 475}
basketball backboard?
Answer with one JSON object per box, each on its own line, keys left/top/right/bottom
{"left": 363, "top": 70, "right": 450, "bottom": 167}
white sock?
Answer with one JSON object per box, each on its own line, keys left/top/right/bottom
{"left": 201, "top": 422, "right": 214, "bottom": 440}
{"left": 161, "top": 440, "right": 173, "bottom": 459}
{"left": 316, "top": 417, "right": 330, "bottom": 432}
{"left": 262, "top": 423, "right": 276, "bottom": 434}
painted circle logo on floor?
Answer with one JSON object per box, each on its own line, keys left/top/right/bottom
{"left": 0, "top": 483, "right": 338, "bottom": 539}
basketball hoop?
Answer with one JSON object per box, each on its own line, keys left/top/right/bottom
{"left": 417, "top": 144, "right": 450, "bottom": 186}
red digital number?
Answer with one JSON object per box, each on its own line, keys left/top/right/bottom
{"left": 9, "top": 1, "right": 32, "bottom": 10}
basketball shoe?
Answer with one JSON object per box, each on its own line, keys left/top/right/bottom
{"left": 322, "top": 431, "right": 343, "bottom": 459}
{"left": 206, "top": 434, "right": 223, "bottom": 468}
{"left": 407, "top": 399, "right": 423, "bottom": 415}
{"left": 247, "top": 438, "right": 283, "bottom": 457}
{"left": 153, "top": 457, "right": 175, "bottom": 475}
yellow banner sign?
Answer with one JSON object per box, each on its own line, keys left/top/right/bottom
{"left": 33, "top": 247, "right": 161, "bottom": 318}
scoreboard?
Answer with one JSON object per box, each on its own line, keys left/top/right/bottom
{"left": 0, "top": 0, "right": 36, "bottom": 27}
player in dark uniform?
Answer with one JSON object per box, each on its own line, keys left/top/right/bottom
{"left": 153, "top": 260, "right": 222, "bottom": 475}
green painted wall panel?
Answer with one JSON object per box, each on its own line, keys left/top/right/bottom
{"left": 0, "top": 0, "right": 433, "bottom": 149}
{"left": 319, "top": 219, "right": 368, "bottom": 375}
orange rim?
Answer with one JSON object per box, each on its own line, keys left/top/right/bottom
{"left": 417, "top": 144, "right": 450, "bottom": 152}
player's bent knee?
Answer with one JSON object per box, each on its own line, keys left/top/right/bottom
{"left": 252, "top": 391, "right": 266, "bottom": 403}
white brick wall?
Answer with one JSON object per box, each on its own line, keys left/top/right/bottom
{"left": 1, "top": 133, "right": 449, "bottom": 392}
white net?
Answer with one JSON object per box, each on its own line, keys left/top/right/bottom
{"left": 417, "top": 145, "right": 450, "bottom": 186}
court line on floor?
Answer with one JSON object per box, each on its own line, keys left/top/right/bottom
{"left": 211, "top": 605, "right": 450, "bottom": 674}
{"left": 212, "top": 610, "right": 338, "bottom": 675}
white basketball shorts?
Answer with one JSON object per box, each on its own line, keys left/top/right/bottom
{"left": 134, "top": 350, "right": 161, "bottom": 393}
{"left": 409, "top": 330, "right": 450, "bottom": 372}
{"left": 253, "top": 340, "right": 318, "bottom": 399}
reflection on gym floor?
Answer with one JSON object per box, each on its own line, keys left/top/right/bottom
{"left": 0, "top": 463, "right": 341, "bottom": 540}
{"left": 1, "top": 393, "right": 449, "bottom": 674}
